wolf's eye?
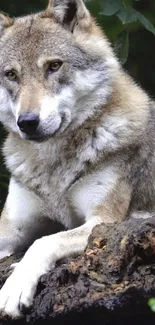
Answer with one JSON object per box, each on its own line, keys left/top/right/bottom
{"left": 47, "top": 61, "right": 62, "bottom": 73}
{"left": 5, "top": 70, "right": 17, "bottom": 81}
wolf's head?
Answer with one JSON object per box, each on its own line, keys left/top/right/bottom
{"left": 0, "top": 0, "right": 119, "bottom": 141}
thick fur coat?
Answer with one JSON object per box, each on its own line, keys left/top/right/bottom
{"left": 0, "top": 0, "right": 154, "bottom": 318}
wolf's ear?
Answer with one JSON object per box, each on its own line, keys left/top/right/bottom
{"left": 42, "top": 0, "right": 91, "bottom": 31}
{"left": 0, "top": 13, "right": 14, "bottom": 34}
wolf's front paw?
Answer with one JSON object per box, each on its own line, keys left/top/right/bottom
{"left": 0, "top": 264, "right": 36, "bottom": 318}
{"left": 0, "top": 237, "right": 56, "bottom": 318}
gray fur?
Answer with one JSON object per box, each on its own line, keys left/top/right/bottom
{"left": 0, "top": 0, "right": 154, "bottom": 318}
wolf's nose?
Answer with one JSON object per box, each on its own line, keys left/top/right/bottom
{"left": 17, "top": 113, "right": 39, "bottom": 135}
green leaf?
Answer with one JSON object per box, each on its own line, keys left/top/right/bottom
{"left": 114, "top": 30, "right": 129, "bottom": 64}
{"left": 117, "top": 7, "right": 138, "bottom": 24}
{"left": 148, "top": 298, "right": 155, "bottom": 312}
{"left": 100, "top": 0, "right": 122, "bottom": 16}
{"left": 137, "top": 12, "right": 155, "bottom": 35}
{"left": 117, "top": 8, "right": 155, "bottom": 35}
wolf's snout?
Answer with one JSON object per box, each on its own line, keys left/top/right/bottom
{"left": 17, "top": 113, "right": 39, "bottom": 135}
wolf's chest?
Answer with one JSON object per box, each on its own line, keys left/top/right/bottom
{"left": 5, "top": 137, "right": 86, "bottom": 226}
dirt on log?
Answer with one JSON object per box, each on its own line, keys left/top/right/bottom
{"left": 0, "top": 217, "right": 155, "bottom": 324}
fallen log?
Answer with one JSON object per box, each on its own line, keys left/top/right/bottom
{"left": 0, "top": 217, "right": 155, "bottom": 324}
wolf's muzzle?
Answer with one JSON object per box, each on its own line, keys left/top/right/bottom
{"left": 17, "top": 113, "right": 39, "bottom": 135}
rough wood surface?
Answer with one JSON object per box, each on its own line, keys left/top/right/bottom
{"left": 0, "top": 217, "right": 155, "bottom": 324}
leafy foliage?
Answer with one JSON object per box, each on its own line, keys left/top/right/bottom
{"left": 85, "top": 0, "right": 155, "bottom": 64}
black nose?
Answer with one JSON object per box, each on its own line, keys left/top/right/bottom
{"left": 17, "top": 113, "right": 39, "bottom": 135}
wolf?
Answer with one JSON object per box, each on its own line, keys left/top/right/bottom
{"left": 0, "top": 0, "right": 154, "bottom": 318}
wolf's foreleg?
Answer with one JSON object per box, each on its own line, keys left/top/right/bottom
{"left": 0, "top": 177, "right": 45, "bottom": 259}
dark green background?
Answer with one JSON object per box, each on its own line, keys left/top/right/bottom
{"left": 0, "top": 0, "right": 155, "bottom": 207}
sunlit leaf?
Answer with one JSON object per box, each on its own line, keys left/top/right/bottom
{"left": 148, "top": 298, "right": 155, "bottom": 312}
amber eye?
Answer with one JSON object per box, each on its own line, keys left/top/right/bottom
{"left": 5, "top": 70, "right": 17, "bottom": 81}
{"left": 48, "top": 61, "right": 62, "bottom": 73}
